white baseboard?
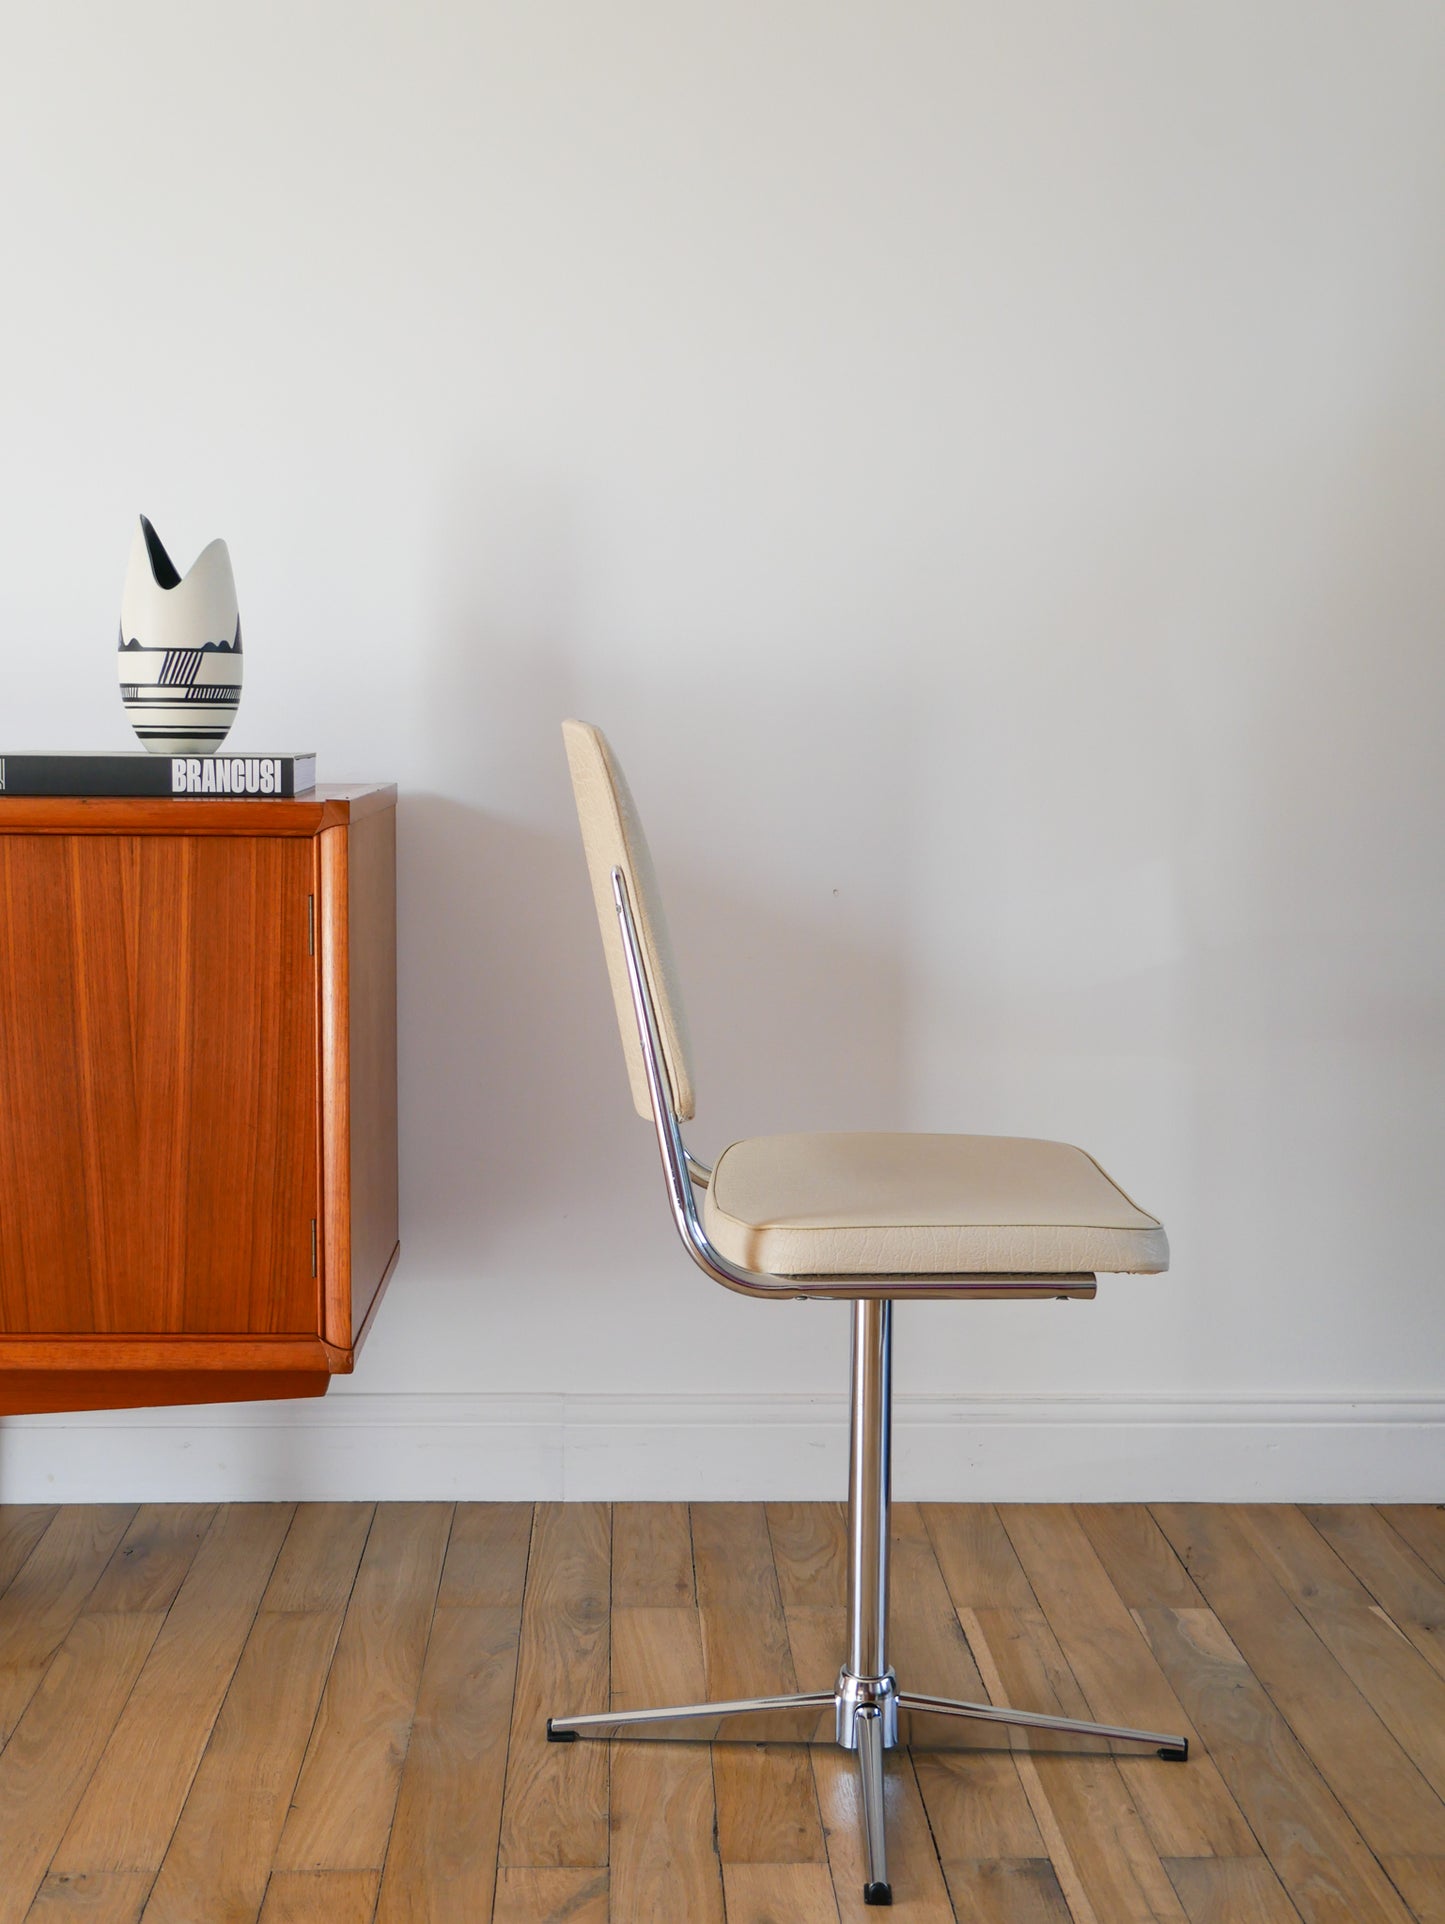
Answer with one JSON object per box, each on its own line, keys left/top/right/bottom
{"left": 2, "top": 1392, "right": 1441, "bottom": 1503}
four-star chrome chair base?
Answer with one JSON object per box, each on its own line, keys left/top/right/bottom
{"left": 547, "top": 1295, "right": 1187, "bottom": 1907}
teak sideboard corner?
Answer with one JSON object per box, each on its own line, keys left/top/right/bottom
{"left": 0, "top": 784, "right": 399, "bottom": 1416}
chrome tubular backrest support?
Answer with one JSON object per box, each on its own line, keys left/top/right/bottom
{"left": 611, "top": 867, "right": 787, "bottom": 1301}
{"left": 684, "top": 1148, "right": 713, "bottom": 1189}
{"left": 609, "top": 867, "right": 1098, "bottom": 1305}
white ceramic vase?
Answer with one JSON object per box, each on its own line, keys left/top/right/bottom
{"left": 118, "top": 516, "right": 242, "bottom": 755}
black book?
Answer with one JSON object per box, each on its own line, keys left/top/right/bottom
{"left": 0, "top": 752, "right": 318, "bottom": 799}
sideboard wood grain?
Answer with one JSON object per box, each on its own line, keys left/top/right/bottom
{"left": 0, "top": 785, "right": 398, "bottom": 1415}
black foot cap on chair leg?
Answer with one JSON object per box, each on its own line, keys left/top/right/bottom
{"left": 1158, "top": 1740, "right": 1189, "bottom": 1762}
{"left": 863, "top": 1882, "right": 892, "bottom": 1906}
{"left": 546, "top": 1719, "right": 576, "bottom": 1743}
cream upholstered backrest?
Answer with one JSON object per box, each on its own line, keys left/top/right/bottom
{"left": 562, "top": 720, "right": 696, "bottom": 1122}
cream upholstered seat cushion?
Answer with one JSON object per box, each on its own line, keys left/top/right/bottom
{"left": 702, "top": 1133, "right": 1168, "bottom": 1278}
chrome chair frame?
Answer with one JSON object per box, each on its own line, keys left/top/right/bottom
{"left": 547, "top": 869, "right": 1186, "bottom": 1908}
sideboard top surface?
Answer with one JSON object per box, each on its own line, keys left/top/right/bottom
{"left": 0, "top": 782, "right": 395, "bottom": 836}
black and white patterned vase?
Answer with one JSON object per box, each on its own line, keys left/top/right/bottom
{"left": 118, "top": 516, "right": 242, "bottom": 755}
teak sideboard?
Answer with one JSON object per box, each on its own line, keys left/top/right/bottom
{"left": 0, "top": 785, "right": 398, "bottom": 1416}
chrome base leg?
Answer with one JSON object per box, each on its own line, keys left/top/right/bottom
{"left": 855, "top": 1703, "right": 891, "bottom": 1905}
{"left": 546, "top": 1690, "right": 835, "bottom": 1744}
{"left": 898, "top": 1690, "right": 1189, "bottom": 1760}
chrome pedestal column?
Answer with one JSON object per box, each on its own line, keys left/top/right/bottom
{"left": 547, "top": 1297, "right": 1188, "bottom": 1908}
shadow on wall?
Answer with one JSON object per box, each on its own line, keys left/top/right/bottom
{"left": 374, "top": 459, "right": 911, "bottom": 1384}
{"left": 394, "top": 792, "right": 908, "bottom": 1284}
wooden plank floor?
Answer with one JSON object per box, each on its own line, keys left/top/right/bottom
{"left": 0, "top": 1503, "right": 1442, "bottom": 1921}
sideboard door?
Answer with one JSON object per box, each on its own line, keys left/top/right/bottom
{"left": 0, "top": 833, "right": 319, "bottom": 1336}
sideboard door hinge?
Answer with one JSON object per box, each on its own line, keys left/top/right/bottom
{"left": 311, "top": 1218, "right": 318, "bottom": 1276}
{"left": 307, "top": 894, "right": 315, "bottom": 955}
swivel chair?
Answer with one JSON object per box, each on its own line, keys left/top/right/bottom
{"left": 549, "top": 720, "right": 1185, "bottom": 1907}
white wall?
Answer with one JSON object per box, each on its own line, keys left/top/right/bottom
{"left": 2, "top": 0, "right": 1442, "bottom": 1501}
